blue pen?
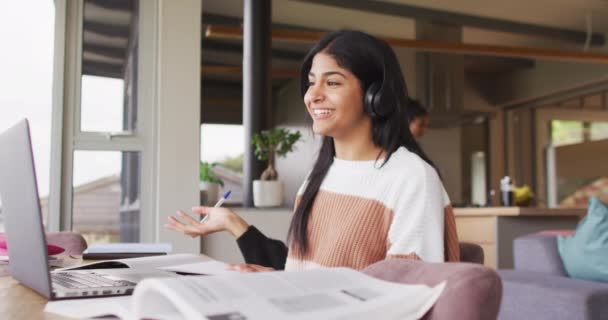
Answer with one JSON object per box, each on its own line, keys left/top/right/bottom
{"left": 200, "top": 190, "right": 231, "bottom": 223}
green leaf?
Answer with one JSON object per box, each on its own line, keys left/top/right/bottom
{"left": 250, "top": 128, "right": 302, "bottom": 160}
{"left": 199, "top": 161, "right": 224, "bottom": 187}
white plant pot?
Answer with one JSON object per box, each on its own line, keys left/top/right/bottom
{"left": 200, "top": 182, "right": 220, "bottom": 206}
{"left": 253, "top": 180, "right": 283, "bottom": 208}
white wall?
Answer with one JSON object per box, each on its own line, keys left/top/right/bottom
{"left": 151, "top": 0, "right": 202, "bottom": 253}
{"left": 393, "top": 47, "right": 417, "bottom": 98}
{"left": 201, "top": 208, "right": 293, "bottom": 263}
{"left": 419, "top": 127, "right": 463, "bottom": 204}
{"left": 496, "top": 60, "right": 608, "bottom": 105}
{"left": 274, "top": 80, "right": 319, "bottom": 207}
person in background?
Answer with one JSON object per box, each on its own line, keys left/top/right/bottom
{"left": 406, "top": 99, "right": 429, "bottom": 138}
{"left": 166, "top": 30, "right": 460, "bottom": 272}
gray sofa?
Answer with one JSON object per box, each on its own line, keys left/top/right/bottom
{"left": 497, "top": 233, "right": 608, "bottom": 320}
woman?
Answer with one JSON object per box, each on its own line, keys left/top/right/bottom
{"left": 406, "top": 99, "right": 430, "bottom": 138}
{"left": 166, "top": 30, "right": 459, "bottom": 272}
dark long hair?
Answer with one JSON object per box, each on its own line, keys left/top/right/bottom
{"left": 287, "top": 30, "right": 437, "bottom": 256}
{"left": 405, "top": 99, "right": 429, "bottom": 122}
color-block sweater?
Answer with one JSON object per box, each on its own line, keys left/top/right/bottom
{"left": 237, "top": 147, "right": 460, "bottom": 270}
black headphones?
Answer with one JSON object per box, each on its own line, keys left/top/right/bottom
{"left": 364, "top": 81, "right": 394, "bottom": 119}
{"left": 363, "top": 56, "right": 397, "bottom": 119}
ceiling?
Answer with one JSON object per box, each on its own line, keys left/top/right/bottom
{"left": 80, "top": 0, "right": 608, "bottom": 123}
{"left": 82, "top": 0, "right": 608, "bottom": 81}
{"left": 384, "top": 0, "right": 608, "bottom": 32}
{"left": 203, "top": 0, "right": 608, "bottom": 49}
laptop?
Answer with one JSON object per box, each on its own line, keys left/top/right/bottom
{"left": 0, "top": 119, "right": 175, "bottom": 299}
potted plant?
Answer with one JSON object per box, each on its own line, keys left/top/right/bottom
{"left": 199, "top": 161, "right": 224, "bottom": 205}
{"left": 251, "top": 128, "right": 301, "bottom": 207}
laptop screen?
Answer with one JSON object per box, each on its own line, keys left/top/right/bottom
{"left": 0, "top": 119, "right": 53, "bottom": 298}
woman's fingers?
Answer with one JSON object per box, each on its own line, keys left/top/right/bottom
{"left": 252, "top": 265, "right": 274, "bottom": 272}
{"left": 225, "top": 264, "right": 274, "bottom": 272}
{"left": 163, "top": 223, "right": 180, "bottom": 231}
{"left": 166, "top": 221, "right": 189, "bottom": 235}
{"left": 191, "top": 206, "right": 211, "bottom": 215}
{"left": 167, "top": 214, "right": 205, "bottom": 235}
{"left": 167, "top": 215, "right": 187, "bottom": 229}
{"left": 173, "top": 212, "right": 206, "bottom": 229}
{"left": 225, "top": 264, "right": 253, "bottom": 272}
{"left": 177, "top": 211, "right": 203, "bottom": 225}
{"left": 167, "top": 208, "right": 233, "bottom": 237}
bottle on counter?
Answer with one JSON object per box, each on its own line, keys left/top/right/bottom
{"left": 500, "top": 176, "right": 514, "bottom": 206}
{"left": 487, "top": 189, "right": 496, "bottom": 207}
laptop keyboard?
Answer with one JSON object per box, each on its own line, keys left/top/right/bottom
{"left": 52, "top": 272, "right": 136, "bottom": 289}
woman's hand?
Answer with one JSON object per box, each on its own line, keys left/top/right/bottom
{"left": 226, "top": 263, "right": 274, "bottom": 272}
{"left": 164, "top": 207, "right": 249, "bottom": 238}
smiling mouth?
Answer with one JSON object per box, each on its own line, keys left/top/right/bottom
{"left": 311, "top": 108, "right": 334, "bottom": 118}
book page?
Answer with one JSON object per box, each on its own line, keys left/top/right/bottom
{"left": 133, "top": 268, "right": 445, "bottom": 320}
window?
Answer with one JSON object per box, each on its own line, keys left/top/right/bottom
{"left": 72, "top": 0, "right": 140, "bottom": 243}
{"left": 53, "top": 0, "right": 202, "bottom": 252}
{"left": 0, "top": 1, "right": 55, "bottom": 231}
{"left": 51, "top": 0, "right": 143, "bottom": 243}
{"left": 551, "top": 120, "right": 583, "bottom": 147}
{"left": 550, "top": 120, "right": 608, "bottom": 207}
{"left": 591, "top": 122, "right": 608, "bottom": 141}
{"left": 200, "top": 124, "right": 244, "bottom": 205}
{"left": 80, "top": 75, "right": 125, "bottom": 132}
{"left": 72, "top": 151, "right": 141, "bottom": 244}
{"left": 552, "top": 120, "right": 608, "bottom": 146}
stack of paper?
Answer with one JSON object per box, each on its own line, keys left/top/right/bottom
{"left": 83, "top": 243, "right": 173, "bottom": 259}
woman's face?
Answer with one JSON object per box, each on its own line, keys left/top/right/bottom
{"left": 409, "top": 115, "right": 429, "bottom": 138}
{"left": 304, "top": 52, "right": 369, "bottom": 139}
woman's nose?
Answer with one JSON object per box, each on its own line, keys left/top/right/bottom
{"left": 307, "top": 84, "right": 324, "bottom": 103}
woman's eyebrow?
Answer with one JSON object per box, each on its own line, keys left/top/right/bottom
{"left": 323, "top": 71, "right": 346, "bottom": 78}
{"left": 308, "top": 71, "right": 346, "bottom": 78}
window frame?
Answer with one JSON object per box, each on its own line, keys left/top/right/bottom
{"left": 536, "top": 108, "right": 608, "bottom": 207}
{"left": 50, "top": 0, "right": 154, "bottom": 242}
{"left": 51, "top": 0, "right": 202, "bottom": 252}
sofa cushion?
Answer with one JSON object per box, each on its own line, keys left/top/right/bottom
{"left": 514, "top": 234, "right": 567, "bottom": 276}
{"left": 558, "top": 196, "right": 608, "bottom": 282}
{"left": 498, "top": 270, "right": 608, "bottom": 320}
{"left": 363, "top": 259, "right": 502, "bottom": 320}
{"left": 459, "top": 242, "right": 484, "bottom": 264}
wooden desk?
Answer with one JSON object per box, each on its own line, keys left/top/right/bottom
{"left": 0, "top": 268, "right": 67, "bottom": 320}
{"left": 454, "top": 207, "right": 585, "bottom": 269}
{"left": 0, "top": 256, "right": 124, "bottom": 320}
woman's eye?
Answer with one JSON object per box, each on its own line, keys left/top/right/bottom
{"left": 327, "top": 81, "right": 340, "bottom": 86}
{"left": 307, "top": 81, "right": 315, "bottom": 87}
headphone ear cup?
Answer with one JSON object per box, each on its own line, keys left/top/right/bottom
{"left": 364, "top": 82, "right": 382, "bottom": 118}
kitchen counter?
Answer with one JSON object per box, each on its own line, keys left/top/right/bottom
{"left": 453, "top": 206, "right": 583, "bottom": 268}
{"left": 453, "top": 206, "right": 586, "bottom": 217}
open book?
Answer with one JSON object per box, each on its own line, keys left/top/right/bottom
{"left": 59, "top": 253, "right": 235, "bottom": 275}
{"left": 46, "top": 267, "right": 445, "bottom": 320}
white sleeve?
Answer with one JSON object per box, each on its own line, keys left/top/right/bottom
{"left": 442, "top": 186, "right": 451, "bottom": 207}
{"left": 386, "top": 164, "right": 445, "bottom": 262}
{"left": 296, "top": 170, "right": 313, "bottom": 197}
